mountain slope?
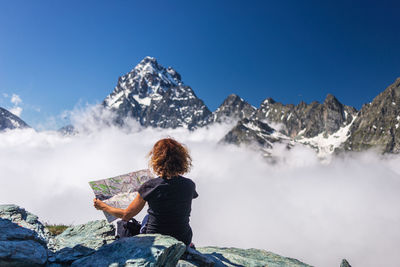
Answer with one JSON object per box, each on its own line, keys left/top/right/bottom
{"left": 253, "top": 94, "right": 357, "bottom": 138}
{"left": 343, "top": 78, "right": 400, "bottom": 153}
{"left": 210, "top": 94, "right": 256, "bottom": 123}
{"left": 0, "top": 107, "right": 30, "bottom": 131}
{"left": 103, "top": 56, "right": 211, "bottom": 129}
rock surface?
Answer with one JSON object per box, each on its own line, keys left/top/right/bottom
{"left": 51, "top": 220, "right": 115, "bottom": 251}
{"left": 48, "top": 220, "right": 116, "bottom": 265}
{"left": 343, "top": 77, "right": 400, "bottom": 153}
{"left": 197, "top": 247, "right": 312, "bottom": 267}
{"left": 58, "top": 124, "right": 78, "bottom": 136}
{"left": 1, "top": 202, "right": 348, "bottom": 267}
{"left": 210, "top": 94, "right": 256, "bottom": 124}
{"left": 0, "top": 204, "right": 51, "bottom": 244}
{"left": 340, "top": 258, "right": 352, "bottom": 267}
{"left": 71, "top": 234, "right": 186, "bottom": 267}
{"left": 253, "top": 95, "right": 357, "bottom": 139}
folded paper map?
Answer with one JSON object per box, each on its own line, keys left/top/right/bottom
{"left": 89, "top": 169, "right": 154, "bottom": 222}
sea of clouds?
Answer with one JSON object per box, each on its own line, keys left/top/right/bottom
{"left": 1, "top": 105, "right": 400, "bottom": 267}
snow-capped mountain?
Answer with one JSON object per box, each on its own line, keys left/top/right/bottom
{"left": 103, "top": 56, "right": 211, "bottom": 129}
{"left": 72, "top": 56, "right": 400, "bottom": 156}
{"left": 229, "top": 94, "right": 359, "bottom": 156}
{"left": 0, "top": 107, "right": 30, "bottom": 131}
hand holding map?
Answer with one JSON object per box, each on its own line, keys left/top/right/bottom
{"left": 89, "top": 169, "right": 154, "bottom": 222}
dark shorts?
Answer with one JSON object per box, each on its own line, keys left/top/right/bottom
{"left": 146, "top": 224, "right": 193, "bottom": 245}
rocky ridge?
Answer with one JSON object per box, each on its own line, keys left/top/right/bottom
{"left": 0, "top": 204, "right": 354, "bottom": 267}
{"left": 343, "top": 77, "right": 400, "bottom": 153}
{"left": 0, "top": 107, "right": 30, "bottom": 131}
{"left": 253, "top": 94, "right": 357, "bottom": 139}
{"left": 100, "top": 56, "right": 400, "bottom": 156}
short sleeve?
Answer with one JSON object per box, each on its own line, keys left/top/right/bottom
{"left": 193, "top": 183, "right": 199, "bottom": 199}
{"left": 138, "top": 179, "right": 158, "bottom": 201}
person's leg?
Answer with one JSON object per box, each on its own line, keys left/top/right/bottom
{"left": 140, "top": 214, "right": 149, "bottom": 234}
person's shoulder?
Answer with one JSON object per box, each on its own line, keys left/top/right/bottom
{"left": 138, "top": 177, "right": 163, "bottom": 200}
{"left": 140, "top": 177, "right": 163, "bottom": 188}
{"left": 179, "top": 176, "right": 196, "bottom": 185}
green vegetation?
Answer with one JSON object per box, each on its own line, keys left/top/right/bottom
{"left": 45, "top": 223, "right": 71, "bottom": 236}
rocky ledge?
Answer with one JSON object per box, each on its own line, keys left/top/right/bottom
{"left": 0, "top": 204, "right": 350, "bottom": 266}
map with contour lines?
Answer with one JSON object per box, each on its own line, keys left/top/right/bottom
{"left": 89, "top": 169, "right": 154, "bottom": 222}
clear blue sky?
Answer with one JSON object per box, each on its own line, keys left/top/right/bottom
{"left": 0, "top": 0, "right": 399, "bottom": 129}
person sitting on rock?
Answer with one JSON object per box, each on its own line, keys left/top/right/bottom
{"left": 93, "top": 137, "right": 198, "bottom": 246}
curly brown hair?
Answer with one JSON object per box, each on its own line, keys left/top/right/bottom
{"left": 148, "top": 138, "right": 192, "bottom": 178}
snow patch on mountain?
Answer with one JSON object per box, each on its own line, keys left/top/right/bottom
{"left": 297, "top": 116, "right": 357, "bottom": 157}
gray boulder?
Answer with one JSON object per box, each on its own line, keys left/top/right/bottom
{"left": 51, "top": 220, "right": 115, "bottom": 251}
{"left": 48, "top": 220, "right": 115, "bottom": 265}
{"left": 196, "top": 247, "right": 312, "bottom": 267}
{"left": 0, "top": 218, "right": 47, "bottom": 266}
{"left": 71, "top": 234, "right": 186, "bottom": 267}
{"left": 0, "top": 204, "right": 51, "bottom": 244}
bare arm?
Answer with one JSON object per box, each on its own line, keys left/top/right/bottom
{"left": 93, "top": 193, "right": 146, "bottom": 221}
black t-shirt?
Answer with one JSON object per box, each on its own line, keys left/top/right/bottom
{"left": 138, "top": 175, "right": 198, "bottom": 245}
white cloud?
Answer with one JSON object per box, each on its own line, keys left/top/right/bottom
{"left": 2, "top": 93, "right": 24, "bottom": 116}
{"left": 9, "top": 106, "right": 22, "bottom": 117}
{"left": 0, "top": 106, "right": 399, "bottom": 267}
{"left": 11, "top": 94, "right": 22, "bottom": 105}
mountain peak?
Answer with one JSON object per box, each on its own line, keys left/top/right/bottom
{"left": 103, "top": 58, "right": 211, "bottom": 129}
{"left": 262, "top": 97, "right": 276, "bottom": 105}
{"left": 223, "top": 94, "right": 242, "bottom": 103}
{"left": 140, "top": 56, "right": 157, "bottom": 64}
{"left": 323, "top": 94, "right": 341, "bottom": 106}
{"left": 211, "top": 94, "right": 255, "bottom": 123}
{"left": 0, "top": 107, "right": 30, "bottom": 131}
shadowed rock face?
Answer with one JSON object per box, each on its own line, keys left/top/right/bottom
{"left": 222, "top": 118, "right": 276, "bottom": 148}
{"left": 0, "top": 205, "right": 49, "bottom": 266}
{"left": 0, "top": 219, "right": 48, "bottom": 266}
{"left": 210, "top": 94, "right": 256, "bottom": 124}
{"left": 343, "top": 78, "right": 400, "bottom": 153}
{"left": 0, "top": 107, "right": 30, "bottom": 131}
{"left": 0, "top": 204, "right": 51, "bottom": 244}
